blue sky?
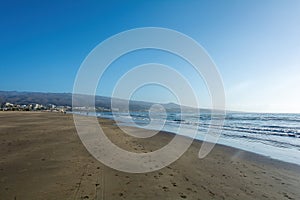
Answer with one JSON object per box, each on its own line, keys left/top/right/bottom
{"left": 1, "top": 0, "right": 300, "bottom": 113}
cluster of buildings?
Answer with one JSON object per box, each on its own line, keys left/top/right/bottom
{"left": 1, "top": 102, "right": 71, "bottom": 113}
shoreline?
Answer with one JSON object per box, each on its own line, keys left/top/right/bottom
{"left": 1, "top": 112, "right": 300, "bottom": 199}
{"left": 115, "top": 121, "right": 300, "bottom": 173}
{"left": 76, "top": 111, "right": 300, "bottom": 167}
{"left": 2, "top": 111, "right": 299, "bottom": 168}
{"left": 119, "top": 124, "right": 300, "bottom": 169}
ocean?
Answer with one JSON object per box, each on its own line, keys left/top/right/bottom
{"left": 77, "top": 111, "right": 300, "bottom": 165}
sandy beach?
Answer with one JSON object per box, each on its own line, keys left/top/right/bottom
{"left": 0, "top": 112, "right": 299, "bottom": 200}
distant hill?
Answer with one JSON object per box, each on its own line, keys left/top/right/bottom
{"left": 0, "top": 91, "right": 73, "bottom": 107}
{"left": 0, "top": 91, "right": 204, "bottom": 112}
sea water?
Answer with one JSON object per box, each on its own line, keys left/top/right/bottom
{"left": 80, "top": 111, "right": 300, "bottom": 165}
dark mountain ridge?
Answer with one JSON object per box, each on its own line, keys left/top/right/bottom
{"left": 0, "top": 91, "right": 204, "bottom": 112}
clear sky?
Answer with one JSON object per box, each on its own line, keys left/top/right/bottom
{"left": 1, "top": 0, "right": 300, "bottom": 113}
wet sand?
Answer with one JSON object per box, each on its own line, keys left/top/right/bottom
{"left": 0, "top": 112, "right": 299, "bottom": 200}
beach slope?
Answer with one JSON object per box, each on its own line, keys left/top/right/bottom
{"left": 0, "top": 112, "right": 299, "bottom": 199}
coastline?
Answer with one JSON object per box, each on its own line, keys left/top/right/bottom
{"left": 83, "top": 111, "right": 300, "bottom": 166}
{"left": 1, "top": 112, "right": 300, "bottom": 199}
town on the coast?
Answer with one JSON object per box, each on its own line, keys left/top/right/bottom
{"left": 1, "top": 102, "right": 71, "bottom": 113}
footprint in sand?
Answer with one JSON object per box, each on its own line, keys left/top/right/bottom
{"left": 179, "top": 192, "right": 187, "bottom": 198}
{"left": 283, "top": 192, "right": 294, "bottom": 200}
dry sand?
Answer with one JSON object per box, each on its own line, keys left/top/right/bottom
{"left": 0, "top": 112, "right": 299, "bottom": 200}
